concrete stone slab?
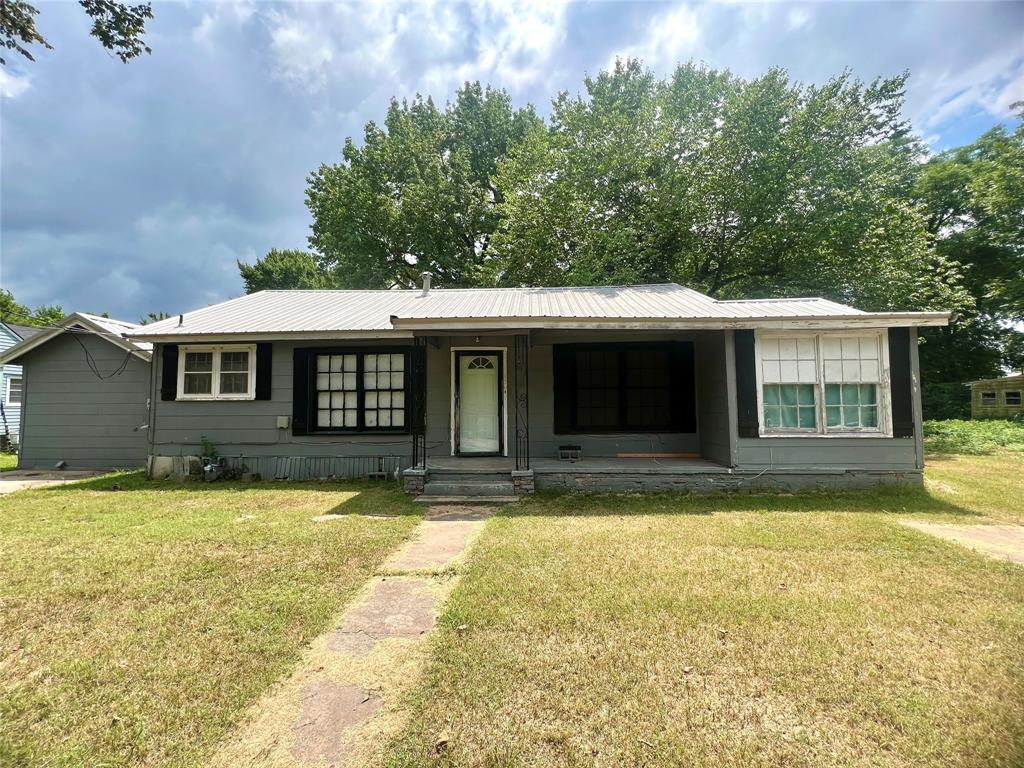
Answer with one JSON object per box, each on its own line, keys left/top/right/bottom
{"left": 327, "top": 578, "right": 440, "bottom": 655}
{"left": 291, "top": 681, "right": 381, "bottom": 764}
{"left": 0, "top": 470, "right": 106, "bottom": 495}
{"left": 385, "top": 518, "right": 486, "bottom": 571}
{"left": 903, "top": 521, "right": 1024, "bottom": 564}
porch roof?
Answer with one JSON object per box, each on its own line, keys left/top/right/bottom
{"left": 128, "top": 283, "right": 951, "bottom": 342}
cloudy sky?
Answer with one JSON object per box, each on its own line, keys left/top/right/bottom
{"left": 1, "top": 0, "right": 1022, "bottom": 322}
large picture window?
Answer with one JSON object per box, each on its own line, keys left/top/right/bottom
{"left": 306, "top": 348, "right": 408, "bottom": 433}
{"left": 756, "top": 332, "right": 890, "bottom": 436}
{"left": 553, "top": 342, "right": 694, "bottom": 433}
{"left": 177, "top": 345, "right": 256, "bottom": 400}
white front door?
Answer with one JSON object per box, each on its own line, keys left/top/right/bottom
{"left": 456, "top": 353, "right": 501, "bottom": 455}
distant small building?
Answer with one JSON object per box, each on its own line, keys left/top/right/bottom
{"left": 0, "top": 321, "right": 45, "bottom": 446}
{"left": 970, "top": 374, "right": 1024, "bottom": 419}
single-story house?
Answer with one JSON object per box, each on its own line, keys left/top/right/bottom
{"left": 1, "top": 321, "right": 44, "bottom": 447}
{"left": 128, "top": 279, "right": 950, "bottom": 496}
{"left": 970, "top": 374, "right": 1024, "bottom": 419}
{"left": 0, "top": 313, "right": 152, "bottom": 470}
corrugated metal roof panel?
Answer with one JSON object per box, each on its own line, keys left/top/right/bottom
{"left": 130, "top": 283, "right": 945, "bottom": 338}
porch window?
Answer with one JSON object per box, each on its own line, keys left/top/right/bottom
{"left": 756, "top": 332, "right": 890, "bottom": 436}
{"left": 980, "top": 391, "right": 997, "bottom": 406}
{"left": 553, "top": 342, "right": 694, "bottom": 433}
{"left": 1006, "top": 391, "right": 1022, "bottom": 406}
{"left": 308, "top": 348, "right": 408, "bottom": 433}
{"left": 177, "top": 345, "right": 256, "bottom": 400}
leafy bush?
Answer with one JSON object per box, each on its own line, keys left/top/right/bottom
{"left": 923, "top": 419, "right": 1024, "bottom": 454}
{"left": 921, "top": 382, "right": 971, "bottom": 420}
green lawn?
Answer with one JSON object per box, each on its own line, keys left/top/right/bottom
{"left": 0, "top": 452, "right": 17, "bottom": 471}
{"left": 385, "top": 459, "right": 1024, "bottom": 767}
{"left": 0, "top": 473, "right": 420, "bottom": 768}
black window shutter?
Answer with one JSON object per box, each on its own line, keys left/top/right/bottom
{"left": 255, "top": 343, "right": 273, "bottom": 400}
{"left": 552, "top": 345, "right": 575, "bottom": 434}
{"left": 292, "top": 349, "right": 310, "bottom": 435}
{"left": 160, "top": 344, "right": 178, "bottom": 401}
{"left": 734, "top": 330, "right": 759, "bottom": 438}
{"left": 888, "top": 327, "right": 914, "bottom": 438}
{"left": 673, "top": 341, "right": 697, "bottom": 433}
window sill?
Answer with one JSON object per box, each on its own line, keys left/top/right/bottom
{"left": 305, "top": 430, "right": 411, "bottom": 436}
{"left": 176, "top": 395, "right": 256, "bottom": 402}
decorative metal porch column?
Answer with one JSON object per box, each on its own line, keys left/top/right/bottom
{"left": 410, "top": 336, "right": 428, "bottom": 469}
{"left": 514, "top": 333, "right": 530, "bottom": 471}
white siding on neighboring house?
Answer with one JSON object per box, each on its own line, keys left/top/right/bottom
{"left": 0, "top": 323, "right": 24, "bottom": 442}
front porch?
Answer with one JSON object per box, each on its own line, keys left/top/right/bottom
{"left": 404, "top": 328, "right": 734, "bottom": 498}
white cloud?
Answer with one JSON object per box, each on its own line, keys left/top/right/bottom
{"left": 611, "top": 4, "right": 702, "bottom": 70}
{"left": 0, "top": 69, "right": 31, "bottom": 99}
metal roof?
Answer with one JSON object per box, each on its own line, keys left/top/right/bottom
{"left": 0, "top": 313, "right": 152, "bottom": 365}
{"left": 129, "top": 283, "right": 951, "bottom": 340}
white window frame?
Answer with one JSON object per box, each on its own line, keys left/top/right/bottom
{"left": 177, "top": 345, "right": 256, "bottom": 401}
{"left": 754, "top": 330, "right": 892, "bottom": 438}
{"left": 5, "top": 376, "right": 23, "bottom": 405}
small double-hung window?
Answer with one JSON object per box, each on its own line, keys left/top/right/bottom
{"left": 757, "top": 332, "right": 890, "bottom": 436}
{"left": 177, "top": 345, "right": 256, "bottom": 400}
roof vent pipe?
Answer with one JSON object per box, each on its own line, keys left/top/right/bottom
{"left": 420, "top": 271, "right": 433, "bottom": 296}
{"left": 177, "top": 314, "right": 184, "bottom": 327}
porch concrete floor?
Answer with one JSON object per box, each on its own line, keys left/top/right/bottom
{"left": 425, "top": 456, "right": 729, "bottom": 474}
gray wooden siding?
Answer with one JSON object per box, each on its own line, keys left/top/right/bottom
{"left": 152, "top": 340, "right": 414, "bottom": 462}
{"left": 150, "top": 327, "right": 925, "bottom": 476}
{"left": 19, "top": 333, "right": 149, "bottom": 469}
{"left": 729, "top": 326, "right": 924, "bottom": 472}
{"left": 733, "top": 437, "right": 918, "bottom": 470}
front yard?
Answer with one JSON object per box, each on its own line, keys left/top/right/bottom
{"left": 386, "top": 461, "right": 1024, "bottom": 767}
{"left": 0, "top": 474, "right": 420, "bottom": 767}
{"left": 1, "top": 450, "right": 1022, "bottom": 767}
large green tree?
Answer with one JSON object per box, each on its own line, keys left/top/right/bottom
{"left": 306, "top": 82, "right": 543, "bottom": 288}
{"left": 1, "top": 0, "right": 152, "bottom": 65}
{"left": 489, "top": 60, "right": 966, "bottom": 312}
{"left": 915, "top": 108, "right": 1024, "bottom": 396}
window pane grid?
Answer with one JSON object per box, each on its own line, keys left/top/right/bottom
{"left": 763, "top": 384, "right": 816, "bottom": 429}
{"left": 575, "top": 349, "right": 621, "bottom": 429}
{"left": 760, "top": 333, "right": 886, "bottom": 435}
{"left": 313, "top": 351, "right": 407, "bottom": 431}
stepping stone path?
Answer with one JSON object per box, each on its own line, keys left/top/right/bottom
{"left": 210, "top": 505, "right": 492, "bottom": 767}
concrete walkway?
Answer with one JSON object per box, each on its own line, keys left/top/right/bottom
{"left": 903, "top": 521, "right": 1024, "bottom": 565}
{"left": 0, "top": 470, "right": 106, "bottom": 495}
{"left": 210, "top": 505, "right": 492, "bottom": 768}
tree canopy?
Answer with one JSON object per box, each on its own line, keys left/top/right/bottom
{"left": 246, "top": 60, "right": 1023, "bottom": 401}
{"left": 237, "top": 249, "right": 333, "bottom": 293}
{"left": 0, "top": 289, "right": 63, "bottom": 327}
{"left": 1, "top": 0, "right": 152, "bottom": 66}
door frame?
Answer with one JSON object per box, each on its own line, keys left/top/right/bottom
{"left": 451, "top": 347, "right": 507, "bottom": 457}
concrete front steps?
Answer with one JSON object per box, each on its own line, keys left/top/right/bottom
{"left": 414, "top": 469, "right": 524, "bottom": 504}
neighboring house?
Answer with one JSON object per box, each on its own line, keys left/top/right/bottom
{"left": 0, "top": 321, "right": 44, "bottom": 446}
{"left": 970, "top": 374, "right": 1024, "bottom": 419}
{"left": 0, "top": 313, "right": 152, "bottom": 470}
{"left": 129, "top": 280, "right": 951, "bottom": 496}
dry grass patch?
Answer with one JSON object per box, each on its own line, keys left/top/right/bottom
{"left": 0, "top": 473, "right": 420, "bottom": 767}
{"left": 924, "top": 453, "right": 1024, "bottom": 524}
{"left": 385, "top": 468, "right": 1024, "bottom": 767}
